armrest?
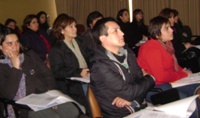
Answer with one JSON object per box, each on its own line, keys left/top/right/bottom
{"left": 150, "top": 88, "right": 163, "bottom": 92}
{"left": 150, "top": 88, "right": 180, "bottom": 105}
{"left": 0, "top": 97, "right": 31, "bottom": 118}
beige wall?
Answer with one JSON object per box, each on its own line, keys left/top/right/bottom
{"left": 0, "top": 0, "right": 57, "bottom": 30}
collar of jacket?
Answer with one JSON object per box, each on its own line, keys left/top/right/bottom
{"left": 91, "top": 44, "right": 130, "bottom": 63}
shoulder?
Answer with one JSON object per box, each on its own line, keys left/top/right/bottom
{"left": 20, "top": 30, "right": 38, "bottom": 39}
{"left": 24, "top": 50, "right": 43, "bottom": 61}
{"left": 49, "top": 41, "right": 69, "bottom": 56}
{"left": 140, "top": 39, "right": 160, "bottom": 50}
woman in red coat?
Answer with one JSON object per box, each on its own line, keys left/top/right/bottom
{"left": 137, "top": 16, "right": 200, "bottom": 118}
{"left": 138, "top": 16, "right": 193, "bottom": 85}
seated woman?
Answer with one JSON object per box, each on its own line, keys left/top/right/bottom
{"left": 159, "top": 8, "right": 200, "bottom": 73}
{"left": 48, "top": 16, "right": 90, "bottom": 115}
{"left": 116, "top": 9, "right": 133, "bottom": 49}
{"left": 137, "top": 16, "right": 200, "bottom": 118}
{"left": 37, "top": 11, "right": 50, "bottom": 32}
{"left": 20, "top": 14, "right": 55, "bottom": 62}
{"left": 0, "top": 25, "right": 79, "bottom": 118}
{"left": 131, "top": 9, "right": 149, "bottom": 56}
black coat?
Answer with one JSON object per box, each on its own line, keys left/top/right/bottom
{"left": 48, "top": 39, "right": 90, "bottom": 112}
{"left": 20, "top": 29, "right": 55, "bottom": 61}
{"left": 0, "top": 50, "right": 55, "bottom": 118}
{"left": 131, "top": 21, "right": 148, "bottom": 44}
{"left": 90, "top": 45, "right": 155, "bottom": 117}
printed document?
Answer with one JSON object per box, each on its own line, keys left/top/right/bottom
{"left": 124, "top": 95, "right": 198, "bottom": 118}
{"left": 171, "top": 72, "right": 200, "bottom": 88}
{"left": 16, "top": 90, "right": 86, "bottom": 113}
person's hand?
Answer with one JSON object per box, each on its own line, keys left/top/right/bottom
{"left": 184, "top": 42, "right": 193, "bottom": 49}
{"left": 112, "top": 97, "right": 131, "bottom": 108}
{"left": 80, "top": 68, "right": 89, "bottom": 78}
{"left": 183, "top": 68, "right": 192, "bottom": 76}
{"left": 141, "top": 69, "right": 149, "bottom": 76}
{"left": 182, "top": 32, "right": 188, "bottom": 37}
{"left": 142, "top": 35, "right": 148, "bottom": 41}
{"left": 7, "top": 50, "right": 20, "bottom": 69}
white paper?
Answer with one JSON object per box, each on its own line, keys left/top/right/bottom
{"left": 16, "top": 90, "right": 86, "bottom": 113}
{"left": 124, "top": 109, "right": 186, "bottom": 118}
{"left": 124, "top": 95, "right": 198, "bottom": 118}
{"left": 171, "top": 72, "right": 200, "bottom": 88}
{"left": 70, "top": 76, "right": 90, "bottom": 83}
{"left": 153, "top": 95, "right": 198, "bottom": 117}
{"left": 182, "top": 45, "right": 200, "bottom": 53}
{"left": 16, "top": 93, "right": 58, "bottom": 106}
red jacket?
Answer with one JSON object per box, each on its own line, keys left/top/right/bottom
{"left": 137, "top": 39, "right": 187, "bottom": 85}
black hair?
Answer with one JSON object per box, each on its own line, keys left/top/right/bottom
{"left": 4, "top": 18, "right": 16, "bottom": 27}
{"left": 37, "top": 11, "right": 47, "bottom": 23}
{"left": 149, "top": 16, "right": 169, "bottom": 39}
{"left": 86, "top": 11, "right": 103, "bottom": 28}
{"left": 116, "top": 9, "right": 129, "bottom": 22}
{"left": 159, "top": 8, "right": 173, "bottom": 19}
{"left": 22, "top": 14, "right": 38, "bottom": 31}
{"left": 133, "top": 9, "right": 144, "bottom": 23}
{"left": 0, "top": 25, "right": 15, "bottom": 45}
{"left": 92, "top": 17, "right": 117, "bottom": 44}
{"left": 0, "top": 24, "right": 23, "bottom": 58}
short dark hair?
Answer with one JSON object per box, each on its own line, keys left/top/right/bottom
{"left": 0, "top": 25, "right": 16, "bottom": 45}
{"left": 4, "top": 18, "right": 16, "bottom": 27}
{"left": 159, "top": 8, "right": 173, "bottom": 19}
{"left": 149, "top": 16, "right": 169, "bottom": 39}
{"left": 92, "top": 17, "right": 117, "bottom": 44}
{"left": 86, "top": 11, "right": 103, "bottom": 28}
{"left": 171, "top": 9, "right": 179, "bottom": 17}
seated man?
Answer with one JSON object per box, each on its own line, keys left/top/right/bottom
{"left": 90, "top": 17, "right": 155, "bottom": 117}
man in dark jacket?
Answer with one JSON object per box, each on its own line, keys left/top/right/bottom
{"left": 90, "top": 17, "right": 155, "bottom": 118}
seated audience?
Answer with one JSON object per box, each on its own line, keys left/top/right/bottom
{"left": 159, "top": 8, "right": 200, "bottom": 73}
{"left": 48, "top": 16, "right": 90, "bottom": 115}
{"left": 90, "top": 17, "right": 155, "bottom": 117}
{"left": 37, "top": 11, "right": 50, "bottom": 32}
{"left": 137, "top": 16, "right": 200, "bottom": 118}
{"left": 20, "top": 14, "right": 55, "bottom": 62}
{"left": 0, "top": 25, "right": 80, "bottom": 118}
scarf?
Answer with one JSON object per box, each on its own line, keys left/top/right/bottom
{"left": 106, "top": 47, "right": 129, "bottom": 80}
{"left": 64, "top": 38, "right": 88, "bottom": 68}
{"left": 39, "top": 33, "right": 51, "bottom": 53}
{"left": 158, "top": 40, "right": 178, "bottom": 71}
{"left": 0, "top": 54, "right": 26, "bottom": 118}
